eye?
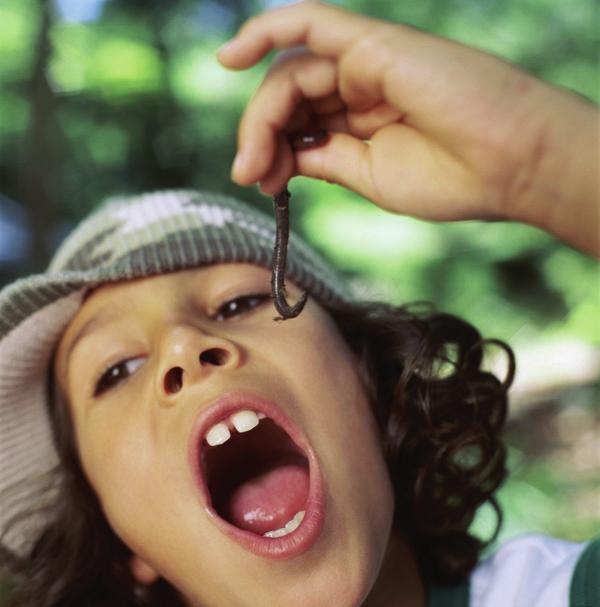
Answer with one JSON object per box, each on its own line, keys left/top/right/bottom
{"left": 93, "top": 357, "right": 145, "bottom": 397}
{"left": 214, "top": 293, "right": 271, "bottom": 321}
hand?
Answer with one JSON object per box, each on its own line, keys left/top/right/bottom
{"left": 218, "top": 1, "right": 599, "bottom": 255}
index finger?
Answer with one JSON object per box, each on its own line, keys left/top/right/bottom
{"left": 217, "top": 1, "right": 377, "bottom": 69}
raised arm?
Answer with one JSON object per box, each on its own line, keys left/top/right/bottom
{"left": 218, "top": 1, "right": 599, "bottom": 257}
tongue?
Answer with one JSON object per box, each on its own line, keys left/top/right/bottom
{"left": 226, "top": 463, "right": 309, "bottom": 535}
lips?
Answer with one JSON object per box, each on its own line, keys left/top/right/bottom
{"left": 188, "top": 391, "right": 326, "bottom": 559}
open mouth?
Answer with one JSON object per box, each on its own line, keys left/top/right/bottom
{"left": 202, "top": 413, "right": 309, "bottom": 537}
{"left": 191, "top": 393, "right": 325, "bottom": 559}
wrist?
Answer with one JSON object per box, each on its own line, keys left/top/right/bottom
{"left": 506, "top": 85, "right": 599, "bottom": 256}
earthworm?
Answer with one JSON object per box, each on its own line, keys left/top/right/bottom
{"left": 271, "top": 129, "right": 329, "bottom": 320}
{"left": 287, "top": 129, "right": 329, "bottom": 150}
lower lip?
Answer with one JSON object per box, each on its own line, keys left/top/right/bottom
{"left": 189, "top": 391, "right": 326, "bottom": 559}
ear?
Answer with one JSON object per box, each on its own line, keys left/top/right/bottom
{"left": 130, "top": 554, "right": 160, "bottom": 585}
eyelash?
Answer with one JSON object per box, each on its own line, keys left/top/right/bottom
{"left": 93, "top": 357, "right": 144, "bottom": 398}
{"left": 212, "top": 292, "right": 271, "bottom": 321}
{"left": 92, "top": 292, "right": 271, "bottom": 397}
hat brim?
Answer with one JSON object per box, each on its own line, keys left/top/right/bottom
{"left": 0, "top": 288, "right": 84, "bottom": 555}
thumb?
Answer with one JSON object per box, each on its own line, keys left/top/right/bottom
{"left": 294, "top": 132, "right": 379, "bottom": 203}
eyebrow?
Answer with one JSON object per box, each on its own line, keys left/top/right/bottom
{"left": 65, "top": 305, "right": 124, "bottom": 365}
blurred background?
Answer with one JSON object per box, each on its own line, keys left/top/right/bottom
{"left": 0, "top": 0, "right": 598, "bottom": 576}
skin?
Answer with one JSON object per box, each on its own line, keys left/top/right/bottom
{"left": 218, "top": 1, "right": 599, "bottom": 257}
{"left": 54, "top": 263, "right": 423, "bottom": 607}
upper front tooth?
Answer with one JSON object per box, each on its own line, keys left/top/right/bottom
{"left": 206, "top": 422, "right": 231, "bottom": 446}
{"left": 231, "top": 410, "right": 259, "bottom": 433}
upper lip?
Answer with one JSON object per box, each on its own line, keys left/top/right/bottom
{"left": 187, "top": 389, "right": 311, "bottom": 506}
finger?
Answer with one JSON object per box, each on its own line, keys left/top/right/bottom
{"left": 280, "top": 108, "right": 352, "bottom": 140}
{"left": 276, "top": 90, "right": 343, "bottom": 131}
{"left": 313, "top": 110, "right": 350, "bottom": 134}
{"left": 286, "top": 104, "right": 402, "bottom": 142}
{"left": 346, "top": 103, "right": 405, "bottom": 139}
{"left": 232, "top": 53, "right": 338, "bottom": 185}
{"left": 293, "top": 132, "right": 379, "bottom": 202}
{"left": 220, "top": 3, "right": 397, "bottom": 113}
{"left": 217, "top": 2, "right": 375, "bottom": 69}
{"left": 258, "top": 133, "right": 295, "bottom": 196}
{"left": 285, "top": 96, "right": 348, "bottom": 135}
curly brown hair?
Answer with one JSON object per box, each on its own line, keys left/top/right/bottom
{"left": 327, "top": 300, "right": 513, "bottom": 586}
{"left": 0, "top": 299, "right": 513, "bottom": 605}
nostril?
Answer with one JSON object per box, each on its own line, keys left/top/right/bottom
{"left": 200, "top": 348, "right": 229, "bottom": 366}
{"left": 164, "top": 367, "right": 184, "bottom": 394}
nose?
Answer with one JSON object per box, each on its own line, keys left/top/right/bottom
{"left": 155, "top": 324, "right": 243, "bottom": 405}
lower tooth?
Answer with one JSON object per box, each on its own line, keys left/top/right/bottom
{"left": 285, "top": 510, "right": 305, "bottom": 532}
{"left": 263, "top": 510, "right": 306, "bottom": 538}
{"left": 263, "top": 527, "right": 289, "bottom": 538}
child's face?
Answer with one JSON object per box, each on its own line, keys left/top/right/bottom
{"left": 54, "top": 263, "right": 394, "bottom": 607}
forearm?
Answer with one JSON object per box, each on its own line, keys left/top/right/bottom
{"left": 509, "top": 87, "right": 599, "bottom": 257}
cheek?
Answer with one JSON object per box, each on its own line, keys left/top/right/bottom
{"left": 282, "top": 311, "right": 374, "bottom": 432}
{"left": 274, "top": 311, "right": 393, "bottom": 517}
{"left": 77, "top": 409, "right": 161, "bottom": 539}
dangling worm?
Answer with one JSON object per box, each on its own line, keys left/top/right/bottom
{"left": 271, "top": 129, "right": 329, "bottom": 320}
{"left": 271, "top": 188, "right": 307, "bottom": 320}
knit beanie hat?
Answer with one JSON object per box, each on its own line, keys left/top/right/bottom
{"left": 0, "top": 189, "right": 351, "bottom": 556}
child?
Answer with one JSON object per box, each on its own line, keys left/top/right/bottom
{"left": 0, "top": 2, "right": 597, "bottom": 606}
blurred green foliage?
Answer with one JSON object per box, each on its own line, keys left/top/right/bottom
{"left": 0, "top": 0, "right": 598, "bottom": 586}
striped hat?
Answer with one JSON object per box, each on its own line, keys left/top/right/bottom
{"left": 0, "top": 189, "right": 351, "bottom": 556}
